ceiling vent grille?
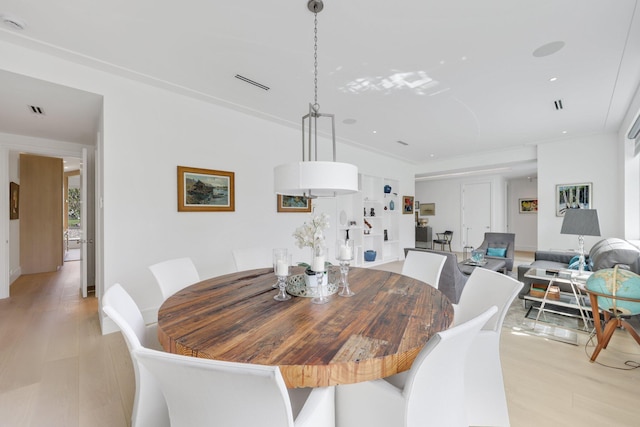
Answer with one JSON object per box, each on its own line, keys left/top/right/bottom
{"left": 554, "top": 99, "right": 564, "bottom": 110}
{"left": 234, "top": 74, "right": 270, "bottom": 91}
{"left": 28, "top": 105, "right": 45, "bottom": 115}
{"left": 396, "top": 140, "right": 409, "bottom": 146}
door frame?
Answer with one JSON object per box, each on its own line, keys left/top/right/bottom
{"left": 0, "top": 138, "right": 98, "bottom": 299}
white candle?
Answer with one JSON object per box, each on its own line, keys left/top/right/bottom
{"left": 312, "top": 255, "right": 325, "bottom": 272}
{"left": 276, "top": 259, "right": 288, "bottom": 276}
{"left": 340, "top": 244, "right": 352, "bottom": 260}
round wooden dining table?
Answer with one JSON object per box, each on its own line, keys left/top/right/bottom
{"left": 157, "top": 266, "right": 453, "bottom": 388}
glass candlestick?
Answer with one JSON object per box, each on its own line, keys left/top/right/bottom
{"left": 311, "top": 245, "right": 329, "bottom": 304}
{"left": 273, "top": 251, "right": 291, "bottom": 301}
{"left": 272, "top": 248, "right": 288, "bottom": 288}
{"left": 336, "top": 239, "right": 355, "bottom": 297}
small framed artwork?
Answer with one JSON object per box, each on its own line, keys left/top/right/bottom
{"left": 556, "top": 182, "right": 591, "bottom": 216}
{"left": 420, "top": 203, "right": 436, "bottom": 216}
{"left": 403, "top": 196, "right": 414, "bottom": 214}
{"left": 177, "top": 166, "right": 235, "bottom": 212}
{"left": 414, "top": 200, "right": 420, "bottom": 211}
{"left": 277, "top": 195, "right": 312, "bottom": 213}
{"left": 519, "top": 198, "right": 538, "bottom": 214}
{"left": 9, "top": 181, "right": 19, "bottom": 220}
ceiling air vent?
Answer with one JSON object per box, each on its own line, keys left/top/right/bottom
{"left": 554, "top": 99, "right": 563, "bottom": 110}
{"left": 396, "top": 140, "right": 409, "bottom": 146}
{"left": 28, "top": 105, "right": 45, "bottom": 115}
{"left": 234, "top": 74, "right": 270, "bottom": 91}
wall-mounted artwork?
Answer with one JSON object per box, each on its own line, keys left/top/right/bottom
{"left": 420, "top": 203, "right": 436, "bottom": 216}
{"left": 403, "top": 196, "right": 414, "bottom": 214}
{"left": 556, "top": 182, "right": 591, "bottom": 216}
{"left": 9, "top": 182, "right": 19, "bottom": 220}
{"left": 519, "top": 198, "right": 538, "bottom": 214}
{"left": 177, "top": 166, "right": 235, "bottom": 212}
{"left": 277, "top": 195, "right": 312, "bottom": 213}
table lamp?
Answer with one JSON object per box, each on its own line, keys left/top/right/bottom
{"left": 560, "top": 209, "right": 601, "bottom": 275}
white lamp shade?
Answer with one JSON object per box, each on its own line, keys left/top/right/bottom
{"left": 274, "top": 161, "right": 359, "bottom": 197}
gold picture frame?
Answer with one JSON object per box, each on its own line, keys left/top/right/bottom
{"left": 177, "top": 166, "right": 235, "bottom": 212}
{"left": 277, "top": 195, "right": 312, "bottom": 213}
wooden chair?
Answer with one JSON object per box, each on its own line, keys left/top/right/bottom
{"left": 433, "top": 230, "right": 453, "bottom": 251}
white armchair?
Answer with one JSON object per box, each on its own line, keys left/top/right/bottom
{"left": 401, "top": 250, "right": 447, "bottom": 289}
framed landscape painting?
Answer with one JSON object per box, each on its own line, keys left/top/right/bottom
{"left": 177, "top": 166, "right": 235, "bottom": 212}
{"left": 556, "top": 182, "right": 591, "bottom": 216}
{"left": 277, "top": 195, "right": 312, "bottom": 213}
{"left": 519, "top": 198, "right": 538, "bottom": 214}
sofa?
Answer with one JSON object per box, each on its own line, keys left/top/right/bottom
{"left": 404, "top": 247, "right": 468, "bottom": 303}
{"left": 516, "top": 238, "right": 640, "bottom": 298}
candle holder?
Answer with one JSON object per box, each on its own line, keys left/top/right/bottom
{"left": 311, "top": 245, "right": 330, "bottom": 304}
{"left": 272, "top": 248, "right": 288, "bottom": 288}
{"left": 336, "top": 239, "right": 355, "bottom": 297}
{"left": 273, "top": 251, "right": 291, "bottom": 301}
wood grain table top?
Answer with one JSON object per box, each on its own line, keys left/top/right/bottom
{"left": 157, "top": 266, "right": 453, "bottom": 388}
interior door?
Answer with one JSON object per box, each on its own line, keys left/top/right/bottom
{"left": 461, "top": 182, "right": 492, "bottom": 249}
{"left": 80, "top": 148, "right": 88, "bottom": 297}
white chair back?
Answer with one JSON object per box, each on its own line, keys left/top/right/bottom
{"left": 403, "top": 306, "right": 498, "bottom": 426}
{"left": 149, "top": 257, "right": 200, "bottom": 300}
{"left": 133, "top": 347, "right": 335, "bottom": 427}
{"left": 454, "top": 267, "right": 524, "bottom": 331}
{"left": 454, "top": 268, "right": 523, "bottom": 427}
{"left": 401, "top": 250, "right": 447, "bottom": 289}
{"left": 232, "top": 247, "right": 273, "bottom": 271}
{"left": 102, "top": 284, "right": 169, "bottom": 427}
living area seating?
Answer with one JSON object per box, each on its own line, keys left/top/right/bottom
{"left": 517, "top": 238, "right": 640, "bottom": 298}
{"left": 475, "top": 232, "right": 515, "bottom": 271}
{"left": 404, "top": 248, "right": 468, "bottom": 303}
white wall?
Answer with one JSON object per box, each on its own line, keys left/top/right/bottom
{"left": 507, "top": 177, "right": 538, "bottom": 251}
{"left": 0, "top": 40, "right": 416, "bottom": 331}
{"left": 8, "top": 150, "right": 19, "bottom": 283}
{"left": 537, "top": 134, "right": 620, "bottom": 252}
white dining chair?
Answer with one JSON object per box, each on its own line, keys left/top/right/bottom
{"left": 132, "top": 346, "right": 335, "bottom": 427}
{"left": 102, "top": 283, "right": 169, "bottom": 427}
{"left": 148, "top": 257, "right": 200, "bottom": 301}
{"left": 232, "top": 247, "right": 274, "bottom": 271}
{"left": 401, "top": 250, "right": 447, "bottom": 289}
{"left": 336, "top": 305, "right": 498, "bottom": 427}
{"left": 452, "top": 267, "right": 524, "bottom": 427}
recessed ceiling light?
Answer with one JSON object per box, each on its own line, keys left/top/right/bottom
{"left": 562, "top": 130, "right": 568, "bottom": 134}
{"left": 549, "top": 77, "right": 558, "bottom": 82}
{"left": 1, "top": 13, "right": 26, "bottom": 30}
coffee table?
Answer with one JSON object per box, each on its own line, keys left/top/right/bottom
{"left": 458, "top": 258, "right": 507, "bottom": 275}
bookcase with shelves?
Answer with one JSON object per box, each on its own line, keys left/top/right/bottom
{"left": 336, "top": 174, "right": 400, "bottom": 267}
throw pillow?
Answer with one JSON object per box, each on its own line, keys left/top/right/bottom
{"left": 486, "top": 247, "right": 507, "bottom": 257}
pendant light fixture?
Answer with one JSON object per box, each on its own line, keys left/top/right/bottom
{"left": 274, "top": 0, "right": 358, "bottom": 198}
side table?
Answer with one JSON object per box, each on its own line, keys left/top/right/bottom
{"left": 523, "top": 268, "right": 592, "bottom": 330}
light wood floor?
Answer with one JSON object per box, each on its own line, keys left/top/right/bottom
{"left": 1, "top": 256, "right": 639, "bottom": 426}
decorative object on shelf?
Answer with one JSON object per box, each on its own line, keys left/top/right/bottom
{"left": 370, "top": 207, "right": 375, "bottom": 217}
{"left": 556, "top": 182, "right": 592, "bottom": 216}
{"left": 277, "top": 195, "right": 312, "bottom": 213}
{"left": 384, "top": 184, "right": 392, "bottom": 194}
{"left": 177, "top": 166, "right": 234, "bottom": 212}
{"left": 364, "top": 250, "right": 377, "bottom": 262}
{"left": 364, "top": 207, "right": 367, "bottom": 217}
{"left": 273, "top": 249, "right": 292, "bottom": 301}
{"left": 560, "top": 209, "right": 600, "bottom": 275}
{"left": 336, "top": 239, "right": 355, "bottom": 297}
{"left": 418, "top": 218, "right": 428, "bottom": 227}
{"left": 518, "top": 198, "right": 538, "bottom": 213}
{"left": 403, "top": 196, "right": 414, "bottom": 214}
{"left": 420, "top": 203, "right": 436, "bottom": 216}
{"left": 415, "top": 200, "right": 420, "bottom": 211}
{"left": 389, "top": 200, "right": 395, "bottom": 210}
{"left": 384, "top": 229, "right": 388, "bottom": 241}
{"left": 273, "top": 0, "right": 358, "bottom": 198}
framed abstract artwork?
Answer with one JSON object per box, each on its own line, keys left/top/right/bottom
{"left": 519, "top": 198, "right": 538, "bottom": 213}
{"left": 9, "top": 181, "right": 19, "bottom": 220}
{"left": 556, "top": 182, "right": 591, "bottom": 216}
{"left": 403, "top": 196, "right": 414, "bottom": 214}
{"left": 177, "top": 166, "right": 235, "bottom": 212}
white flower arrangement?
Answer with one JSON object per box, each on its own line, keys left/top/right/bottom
{"left": 293, "top": 212, "right": 330, "bottom": 249}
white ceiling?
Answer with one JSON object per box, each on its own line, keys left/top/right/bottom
{"left": 1, "top": 0, "right": 639, "bottom": 179}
